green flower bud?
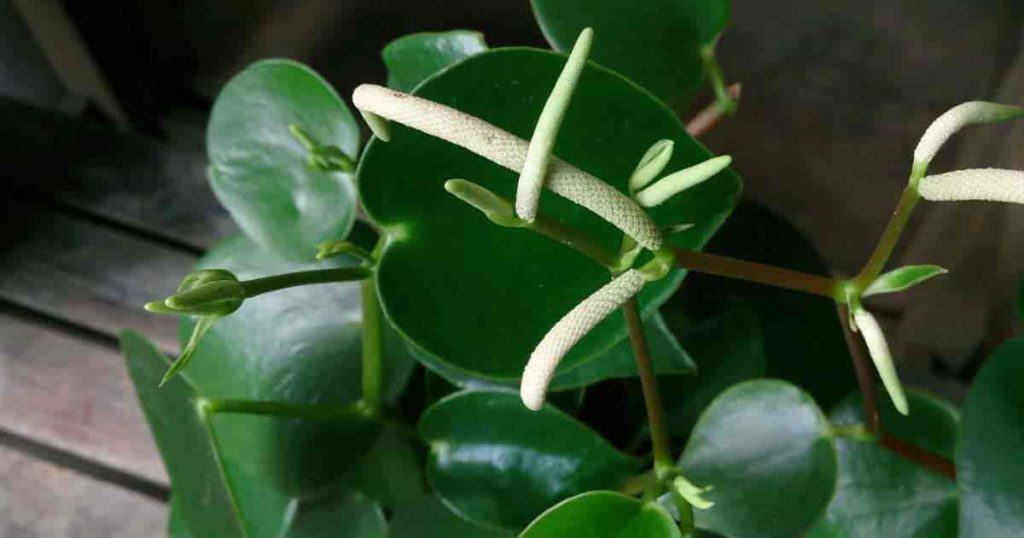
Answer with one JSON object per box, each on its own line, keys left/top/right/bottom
{"left": 146, "top": 269, "right": 244, "bottom": 317}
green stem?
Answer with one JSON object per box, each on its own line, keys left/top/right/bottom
{"left": 700, "top": 44, "right": 737, "bottom": 116}
{"left": 240, "top": 267, "right": 371, "bottom": 297}
{"left": 201, "top": 398, "right": 374, "bottom": 422}
{"left": 528, "top": 214, "right": 620, "bottom": 268}
{"left": 670, "top": 246, "right": 842, "bottom": 299}
{"left": 622, "top": 298, "right": 674, "bottom": 476}
{"left": 852, "top": 182, "right": 923, "bottom": 289}
{"left": 361, "top": 275, "right": 385, "bottom": 413}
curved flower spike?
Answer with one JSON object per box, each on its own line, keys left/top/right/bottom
{"left": 913, "top": 102, "right": 1024, "bottom": 170}
{"left": 351, "top": 84, "right": 663, "bottom": 250}
{"left": 672, "top": 475, "right": 714, "bottom": 510}
{"left": 634, "top": 155, "right": 732, "bottom": 208}
{"left": 516, "top": 28, "right": 593, "bottom": 222}
{"left": 918, "top": 168, "right": 1024, "bottom": 204}
{"left": 521, "top": 269, "right": 647, "bottom": 410}
{"left": 852, "top": 306, "right": 909, "bottom": 415}
{"left": 629, "top": 139, "right": 675, "bottom": 192}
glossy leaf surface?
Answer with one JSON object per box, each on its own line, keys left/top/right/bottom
{"left": 817, "top": 391, "right": 958, "bottom": 538}
{"left": 530, "top": 0, "right": 730, "bottom": 107}
{"left": 208, "top": 59, "right": 359, "bottom": 261}
{"left": 178, "top": 232, "right": 413, "bottom": 495}
{"left": 418, "top": 390, "right": 641, "bottom": 530}
{"left": 958, "top": 336, "right": 1024, "bottom": 537}
{"left": 358, "top": 47, "right": 740, "bottom": 383}
{"left": 383, "top": 30, "right": 488, "bottom": 92}
{"left": 680, "top": 380, "right": 837, "bottom": 538}
{"left": 519, "top": 491, "right": 681, "bottom": 538}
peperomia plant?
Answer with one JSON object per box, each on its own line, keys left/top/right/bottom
{"left": 121, "top": 2, "right": 1024, "bottom": 537}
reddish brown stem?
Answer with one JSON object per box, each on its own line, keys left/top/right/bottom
{"left": 671, "top": 246, "right": 840, "bottom": 299}
{"left": 686, "top": 83, "right": 742, "bottom": 137}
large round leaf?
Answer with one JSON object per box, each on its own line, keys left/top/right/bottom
{"left": 391, "top": 497, "right": 514, "bottom": 538}
{"left": 817, "top": 391, "right": 958, "bottom": 538}
{"left": 418, "top": 390, "right": 642, "bottom": 530}
{"left": 358, "top": 47, "right": 740, "bottom": 383}
{"left": 208, "top": 59, "right": 359, "bottom": 261}
{"left": 520, "top": 491, "right": 681, "bottom": 538}
{"left": 179, "top": 232, "right": 414, "bottom": 496}
{"left": 383, "top": 30, "right": 488, "bottom": 92}
{"left": 530, "top": 0, "right": 730, "bottom": 107}
{"left": 679, "top": 380, "right": 837, "bottom": 538}
{"left": 958, "top": 336, "right": 1024, "bottom": 537}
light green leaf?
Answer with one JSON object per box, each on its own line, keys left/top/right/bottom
{"left": 383, "top": 30, "right": 488, "bottom": 92}
{"left": 519, "top": 491, "right": 681, "bottom": 538}
{"left": 207, "top": 59, "right": 359, "bottom": 261}
{"left": 863, "top": 265, "right": 947, "bottom": 296}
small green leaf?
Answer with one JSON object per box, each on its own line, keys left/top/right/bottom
{"left": 383, "top": 30, "right": 489, "bottom": 92}
{"left": 680, "top": 380, "right": 837, "bottom": 538}
{"left": 958, "top": 336, "right": 1024, "bottom": 537}
{"left": 418, "top": 390, "right": 641, "bottom": 530}
{"left": 178, "top": 232, "right": 414, "bottom": 496}
{"left": 519, "top": 491, "right": 682, "bottom": 538}
{"left": 863, "top": 265, "right": 947, "bottom": 296}
{"left": 391, "top": 497, "right": 514, "bottom": 538}
{"left": 208, "top": 60, "right": 359, "bottom": 261}
{"left": 818, "top": 391, "right": 959, "bottom": 538}
{"left": 344, "top": 425, "right": 426, "bottom": 506}
{"left": 530, "top": 0, "right": 730, "bottom": 107}
{"left": 279, "top": 491, "right": 386, "bottom": 538}
{"left": 359, "top": 47, "right": 740, "bottom": 384}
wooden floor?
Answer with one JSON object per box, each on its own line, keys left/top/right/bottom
{"left": 0, "top": 97, "right": 235, "bottom": 536}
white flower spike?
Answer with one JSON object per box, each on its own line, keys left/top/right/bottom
{"left": 520, "top": 269, "right": 647, "bottom": 410}
{"left": 918, "top": 168, "right": 1024, "bottom": 205}
{"left": 852, "top": 306, "right": 909, "bottom": 415}
{"left": 913, "top": 101, "right": 1024, "bottom": 169}
{"left": 635, "top": 155, "right": 732, "bottom": 208}
{"left": 516, "top": 27, "right": 593, "bottom": 222}
{"left": 628, "top": 139, "right": 675, "bottom": 192}
{"left": 351, "top": 84, "right": 663, "bottom": 250}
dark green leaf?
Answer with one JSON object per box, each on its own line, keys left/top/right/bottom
{"left": 359, "top": 47, "right": 740, "bottom": 384}
{"left": 958, "top": 336, "right": 1024, "bottom": 537}
{"left": 863, "top": 265, "right": 947, "bottom": 297}
{"left": 659, "top": 298, "right": 767, "bottom": 438}
{"left": 390, "top": 497, "right": 514, "bottom": 538}
{"left": 280, "top": 491, "right": 386, "bottom": 538}
{"left": 208, "top": 59, "right": 359, "bottom": 261}
{"left": 179, "top": 232, "right": 414, "bottom": 495}
{"left": 680, "top": 380, "right": 837, "bottom": 538}
{"left": 383, "top": 30, "right": 488, "bottom": 92}
{"left": 519, "top": 491, "right": 681, "bottom": 538}
{"left": 121, "top": 331, "right": 290, "bottom": 538}
{"left": 418, "top": 390, "right": 642, "bottom": 530}
{"left": 530, "top": 0, "right": 730, "bottom": 107}
{"left": 345, "top": 424, "right": 426, "bottom": 506}
{"left": 676, "top": 202, "right": 856, "bottom": 408}
{"left": 817, "top": 391, "right": 958, "bottom": 538}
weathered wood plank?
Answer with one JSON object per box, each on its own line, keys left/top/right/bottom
{"left": 0, "top": 96, "right": 233, "bottom": 250}
{"left": 0, "top": 311, "right": 167, "bottom": 485}
{"left": 0, "top": 444, "right": 166, "bottom": 537}
{"left": 0, "top": 198, "right": 195, "bottom": 351}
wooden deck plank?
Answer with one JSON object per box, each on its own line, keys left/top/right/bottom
{"left": 0, "top": 96, "right": 233, "bottom": 250}
{"left": 0, "top": 198, "right": 195, "bottom": 351}
{"left": 0, "top": 311, "right": 167, "bottom": 485}
{"left": 0, "top": 444, "right": 166, "bottom": 537}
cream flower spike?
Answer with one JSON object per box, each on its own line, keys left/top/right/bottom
{"left": 851, "top": 306, "right": 909, "bottom": 415}
{"left": 520, "top": 270, "right": 647, "bottom": 410}
{"left": 351, "top": 84, "right": 663, "bottom": 250}
{"left": 918, "top": 168, "right": 1024, "bottom": 204}
{"left": 516, "top": 27, "right": 593, "bottom": 222}
{"left": 913, "top": 101, "right": 1024, "bottom": 169}
{"left": 635, "top": 155, "right": 732, "bottom": 208}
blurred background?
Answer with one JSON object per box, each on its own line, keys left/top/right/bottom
{"left": 1, "top": 0, "right": 1022, "bottom": 535}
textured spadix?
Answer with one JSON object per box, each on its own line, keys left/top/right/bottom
{"left": 516, "top": 28, "right": 593, "bottom": 222}
{"left": 635, "top": 155, "right": 732, "bottom": 208}
{"left": 918, "top": 168, "right": 1024, "bottom": 204}
{"left": 520, "top": 269, "right": 646, "bottom": 410}
{"left": 351, "top": 84, "right": 662, "bottom": 250}
{"left": 852, "top": 307, "right": 909, "bottom": 415}
{"left": 913, "top": 102, "right": 1024, "bottom": 167}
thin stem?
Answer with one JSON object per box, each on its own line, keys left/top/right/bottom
{"left": 879, "top": 433, "right": 956, "bottom": 479}
{"left": 853, "top": 181, "right": 923, "bottom": 289}
{"left": 202, "top": 398, "right": 374, "bottom": 422}
{"left": 361, "top": 275, "right": 385, "bottom": 413}
{"left": 622, "top": 298, "right": 674, "bottom": 475}
{"left": 686, "top": 83, "right": 742, "bottom": 138}
{"left": 700, "top": 45, "right": 737, "bottom": 116}
{"left": 528, "top": 214, "right": 620, "bottom": 268}
{"left": 240, "top": 267, "right": 371, "bottom": 297}
{"left": 671, "top": 246, "right": 842, "bottom": 299}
